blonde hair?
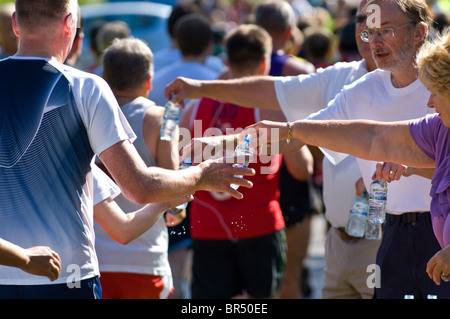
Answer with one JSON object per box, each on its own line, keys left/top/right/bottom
{"left": 417, "top": 28, "right": 450, "bottom": 99}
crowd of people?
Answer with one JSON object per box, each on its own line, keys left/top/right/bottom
{"left": 0, "top": 0, "right": 449, "bottom": 300}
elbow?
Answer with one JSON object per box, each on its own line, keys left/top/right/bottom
{"left": 118, "top": 237, "right": 132, "bottom": 245}
{"left": 122, "top": 189, "right": 150, "bottom": 206}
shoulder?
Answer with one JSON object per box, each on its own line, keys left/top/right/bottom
{"left": 50, "top": 59, "right": 111, "bottom": 93}
{"left": 282, "top": 56, "right": 315, "bottom": 75}
{"left": 143, "top": 99, "right": 165, "bottom": 126}
{"left": 338, "top": 68, "right": 383, "bottom": 93}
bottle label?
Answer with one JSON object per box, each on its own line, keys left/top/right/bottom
{"left": 370, "top": 188, "right": 387, "bottom": 201}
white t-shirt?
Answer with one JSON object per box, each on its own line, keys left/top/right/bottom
{"left": 307, "top": 69, "right": 433, "bottom": 215}
{"left": 275, "top": 60, "right": 368, "bottom": 227}
{"left": 148, "top": 60, "right": 219, "bottom": 106}
{"left": 0, "top": 57, "right": 135, "bottom": 285}
{"left": 93, "top": 164, "right": 121, "bottom": 206}
{"left": 153, "top": 47, "right": 225, "bottom": 74}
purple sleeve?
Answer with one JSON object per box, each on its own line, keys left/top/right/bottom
{"left": 409, "top": 114, "right": 439, "bottom": 161}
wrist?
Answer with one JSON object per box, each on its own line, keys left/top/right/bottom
{"left": 286, "top": 122, "right": 292, "bottom": 144}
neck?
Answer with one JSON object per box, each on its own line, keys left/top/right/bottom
{"left": 365, "top": 58, "right": 377, "bottom": 72}
{"left": 229, "top": 68, "right": 261, "bottom": 79}
{"left": 390, "top": 63, "right": 418, "bottom": 88}
{"left": 181, "top": 54, "right": 206, "bottom": 64}
{"left": 15, "top": 35, "right": 68, "bottom": 63}
{"left": 114, "top": 89, "right": 147, "bottom": 106}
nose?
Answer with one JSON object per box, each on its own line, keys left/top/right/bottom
{"left": 370, "top": 31, "right": 384, "bottom": 45}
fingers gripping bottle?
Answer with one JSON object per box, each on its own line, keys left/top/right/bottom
{"left": 230, "top": 135, "right": 253, "bottom": 190}
{"left": 368, "top": 179, "right": 387, "bottom": 223}
{"left": 345, "top": 191, "right": 369, "bottom": 237}
{"left": 160, "top": 99, "right": 182, "bottom": 141}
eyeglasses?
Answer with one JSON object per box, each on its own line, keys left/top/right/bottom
{"left": 359, "top": 23, "right": 413, "bottom": 43}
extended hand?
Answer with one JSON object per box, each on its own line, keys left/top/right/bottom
{"left": 426, "top": 245, "right": 450, "bottom": 285}
{"left": 197, "top": 157, "right": 255, "bottom": 200}
{"left": 373, "top": 162, "right": 407, "bottom": 183}
{"left": 165, "top": 77, "right": 202, "bottom": 108}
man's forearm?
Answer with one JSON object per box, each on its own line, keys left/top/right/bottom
{"left": 197, "top": 76, "right": 281, "bottom": 111}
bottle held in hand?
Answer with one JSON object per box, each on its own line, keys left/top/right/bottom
{"left": 230, "top": 135, "right": 253, "bottom": 190}
{"left": 160, "top": 100, "right": 182, "bottom": 141}
{"left": 368, "top": 179, "right": 387, "bottom": 223}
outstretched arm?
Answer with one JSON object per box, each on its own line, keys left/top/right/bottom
{"left": 242, "top": 119, "right": 435, "bottom": 169}
{"left": 165, "top": 76, "right": 281, "bottom": 111}
{"left": 99, "top": 140, "right": 255, "bottom": 205}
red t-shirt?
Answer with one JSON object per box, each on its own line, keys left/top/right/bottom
{"left": 189, "top": 98, "right": 285, "bottom": 239}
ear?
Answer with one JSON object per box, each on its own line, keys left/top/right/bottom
{"left": 283, "top": 28, "right": 292, "bottom": 42}
{"left": 145, "top": 76, "right": 152, "bottom": 91}
{"left": 11, "top": 11, "right": 19, "bottom": 37}
{"left": 259, "top": 57, "right": 269, "bottom": 75}
{"left": 63, "top": 13, "right": 76, "bottom": 36}
{"left": 413, "top": 22, "right": 428, "bottom": 45}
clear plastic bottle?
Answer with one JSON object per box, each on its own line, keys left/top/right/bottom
{"left": 168, "top": 158, "right": 192, "bottom": 214}
{"left": 345, "top": 194, "right": 369, "bottom": 237}
{"left": 230, "top": 135, "right": 253, "bottom": 190}
{"left": 365, "top": 219, "right": 383, "bottom": 240}
{"left": 160, "top": 100, "right": 182, "bottom": 141}
{"left": 368, "top": 179, "right": 387, "bottom": 223}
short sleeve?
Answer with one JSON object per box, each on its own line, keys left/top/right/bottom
{"left": 92, "top": 164, "right": 121, "bottom": 205}
{"left": 409, "top": 114, "right": 439, "bottom": 161}
{"left": 51, "top": 60, "right": 137, "bottom": 156}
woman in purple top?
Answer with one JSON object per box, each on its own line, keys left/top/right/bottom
{"left": 241, "top": 29, "right": 450, "bottom": 286}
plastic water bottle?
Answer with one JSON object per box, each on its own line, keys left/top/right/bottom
{"left": 160, "top": 100, "right": 182, "bottom": 141}
{"left": 230, "top": 135, "right": 253, "bottom": 190}
{"left": 168, "top": 158, "right": 192, "bottom": 214}
{"left": 365, "top": 219, "right": 383, "bottom": 240}
{"left": 345, "top": 194, "right": 369, "bottom": 237}
{"left": 368, "top": 179, "right": 387, "bottom": 223}
{"left": 175, "top": 157, "right": 192, "bottom": 210}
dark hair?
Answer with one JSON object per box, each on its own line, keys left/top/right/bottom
{"left": 167, "top": 3, "right": 202, "bottom": 39}
{"left": 225, "top": 24, "right": 272, "bottom": 71}
{"left": 175, "top": 14, "right": 212, "bottom": 57}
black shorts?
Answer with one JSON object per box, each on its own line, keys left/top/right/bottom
{"left": 278, "top": 161, "right": 317, "bottom": 228}
{"left": 191, "top": 229, "right": 286, "bottom": 299}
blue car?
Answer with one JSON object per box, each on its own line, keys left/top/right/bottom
{"left": 77, "top": 1, "right": 172, "bottom": 70}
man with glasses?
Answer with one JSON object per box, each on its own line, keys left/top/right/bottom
{"left": 298, "top": 0, "right": 447, "bottom": 299}
{"left": 166, "top": 0, "right": 450, "bottom": 298}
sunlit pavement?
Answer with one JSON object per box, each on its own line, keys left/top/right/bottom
{"left": 303, "top": 214, "right": 326, "bottom": 299}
